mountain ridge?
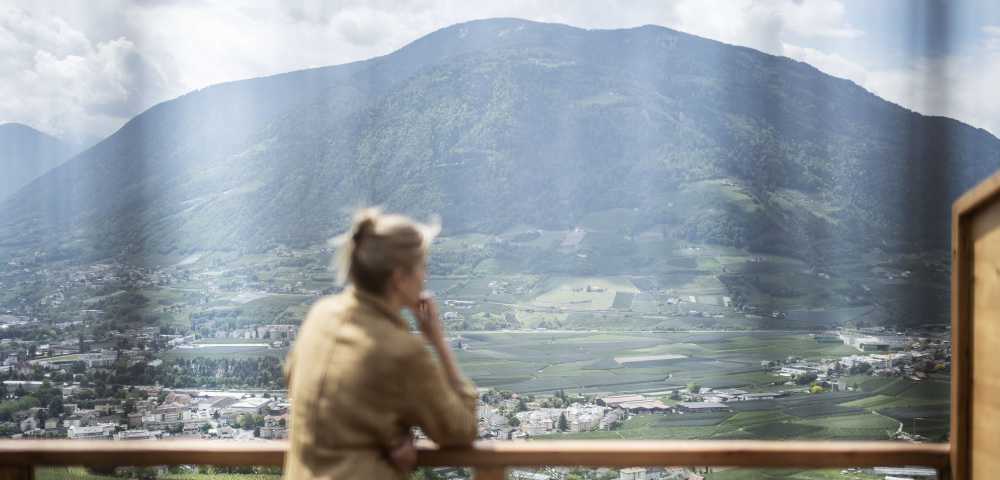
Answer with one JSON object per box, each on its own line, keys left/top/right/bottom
{"left": 1, "top": 18, "right": 997, "bottom": 264}
{"left": 0, "top": 122, "right": 74, "bottom": 202}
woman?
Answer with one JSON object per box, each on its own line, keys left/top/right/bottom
{"left": 283, "top": 209, "right": 478, "bottom": 479}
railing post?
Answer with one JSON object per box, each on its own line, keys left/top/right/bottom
{"left": 0, "top": 466, "right": 32, "bottom": 480}
{"left": 474, "top": 466, "right": 505, "bottom": 480}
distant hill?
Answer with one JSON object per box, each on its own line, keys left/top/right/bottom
{"left": 0, "top": 123, "right": 73, "bottom": 202}
{"left": 1, "top": 18, "right": 998, "bottom": 261}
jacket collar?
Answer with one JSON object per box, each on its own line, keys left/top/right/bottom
{"left": 349, "top": 286, "right": 409, "bottom": 330}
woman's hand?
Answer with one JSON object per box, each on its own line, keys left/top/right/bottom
{"left": 415, "top": 292, "right": 468, "bottom": 394}
{"left": 389, "top": 434, "right": 417, "bottom": 473}
{"left": 415, "top": 294, "right": 443, "bottom": 342}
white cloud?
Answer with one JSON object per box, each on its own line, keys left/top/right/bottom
{"left": 984, "top": 25, "right": 1000, "bottom": 51}
{"left": 670, "top": 0, "right": 862, "bottom": 56}
{"left": 863, "top": 53, "right": 1000, "bottom": 137}
{"left": 0, "top": 6, "right": 170, "bottom": 146}
{"left": 779, "top": 36, "right": 1000, "bottom": 137}
{"left": 781, "top": 43, "right": 869, "bottom": 82}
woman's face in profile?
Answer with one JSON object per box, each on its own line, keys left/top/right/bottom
{"left": 393, "top": 260, "right": 426, "bottom": 309}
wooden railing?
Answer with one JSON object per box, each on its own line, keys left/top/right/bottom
{"left": 0, "top": 440, "right": 951, "bottom": 479}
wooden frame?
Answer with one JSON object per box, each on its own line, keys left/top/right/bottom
{"left": 0, "top": 439, "right": 950, "bottom": 479}
{"left": 952, "top": 169, "right": 1000, "bottom": 480}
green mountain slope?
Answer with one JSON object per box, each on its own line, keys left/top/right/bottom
{"left": 1, "top": 18, "right": 997, "bottom": 262}
{"left": 0, "top": 123, "right": 73, "bottom": 202}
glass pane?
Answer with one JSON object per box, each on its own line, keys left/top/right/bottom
{"left": 5, "top": 3, "right": 983, "bottom": 478}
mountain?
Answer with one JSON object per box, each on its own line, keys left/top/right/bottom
{"left": 1, "top": 18, "right": 998, "bottom": 262}
{"left": 0, "top": 123, "right": 73, "bottom": 202}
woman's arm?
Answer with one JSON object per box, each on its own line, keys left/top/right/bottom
{"left": 417, "top": 297, "right": 468, "bottom": 391}
{"left": 401, "top": 296, "right": 478, "bottom": 446}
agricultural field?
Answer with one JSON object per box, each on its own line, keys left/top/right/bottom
{"left": 463, "top": 331, "right": 950, "bottom": 442}
{"left": 532, "top": 276, "right": 639, "bottom": 311}
{"left": 457, "top": 331, "right": 860, "bottom": 395}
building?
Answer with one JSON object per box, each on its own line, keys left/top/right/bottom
{"left": 197, "top": 396, "right": 239, "bottom": 411}
{"left": 599, "top": 410, "right": 624, "bottom": 430}
{"left": 739, "top": 392, "right": 786, "bottom": 401}
{"left": 259, "top": 425, "right": 288, "bottom": 439}
{"left": 3, "top": 380, "right": 43, "bottom": 393}
{"left": 570, "top": 413, "right": 601, "bottom": 432}
{"left": 115, "top": 429, "right": 158, "bottom": 440}
{"left": 127, "top": 413, "right": 144, "bottom": 428}
{"left": 617, "top": 400, "right": 671, "bottom": 414}
{"left": 600, "top": 395, "right": 646, "bottom": 408}
{"left": 859, "top": 342, "right": 889, "bottom": 352}
{"left": 19, "top": 417, "right": 38, "bottom": 432}
{"left": 227, "top": 397, "right": 273, "bottom": 416}
{"left": 509, "top": 471, "right": 552, "bottom": 480}
{"left": 518, "top": 413, "right": 555, "bottom": 436}
{"left": 870, "top": 466, "right": 937, "bottom": 479}
{"left": 620, "top": 467, "right": 647, "bottom": 480}
{"left": 676, "top": 402, "right": 730, "bottom": 413}
{"left": 67, "top": 424, "right": 114, "bottom": 439}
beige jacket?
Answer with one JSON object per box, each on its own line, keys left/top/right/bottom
{"left": 282, "top": 287, "right": 478, "bottom": 480}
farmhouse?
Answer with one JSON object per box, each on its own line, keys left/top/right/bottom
{"left": 599, "top": 394, "right": 646, "bottom": 408}
{"left": 226, "top": 397, "right": 273, "bottom": 416}
{"left": 617, "top": 400, "right": 671, "bottom": 414}
{"left": 676, "top": 402, "right": 730, "bottom": 413}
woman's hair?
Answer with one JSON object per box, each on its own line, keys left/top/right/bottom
{"left": 332, "top": 208, "right": 441, "bottom": 294}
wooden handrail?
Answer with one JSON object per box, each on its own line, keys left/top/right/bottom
{"left": 0, "top": 440, "right": 950, "bottom": 469}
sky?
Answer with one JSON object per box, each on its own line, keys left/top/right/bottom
{"left": 2, "top": 0, "right": 1000, "bottom": 147}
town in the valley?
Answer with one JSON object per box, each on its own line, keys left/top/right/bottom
{"left": 0, "top": 239, "right": 952, "bottom": 480}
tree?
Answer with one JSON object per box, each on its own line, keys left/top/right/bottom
{"left": 687, "top": 383, "right": 701, "bottom": 394}
{"left": 558, "top": 413, "right": 569, "bottom": 432}
{"left": 796, "top": 372, "right": 819, "bottom": 385}
{"left": 47, "top": 396, "right": 63, "bottom": 417}
{"left": 509, "top": 416, "right": 520, "bottom": 427}
{"left": 849, "top": 363, "right": 872, "bottom": 375}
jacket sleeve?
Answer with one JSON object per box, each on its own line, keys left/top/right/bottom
{"left": 400, "top": 346, "right": 479, "bottom": 447}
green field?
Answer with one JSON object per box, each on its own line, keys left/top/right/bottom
{"left": 458, "top": 331, "right": 865, "bottom": 394}
{"left": 462, "top": 331, "right": 949, "bottom": 442}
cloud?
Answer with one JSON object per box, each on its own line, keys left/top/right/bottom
{"left": 0, "top": 6, "right": 169, "bottom": 146}
{"left": 670, "top": 0, "right": 862, "bottom": 56}
{"left": 863, "top": 53, "right": 1000, "bottom": 137}
{"left": 985, "top": 25, "right": 1000, "bottom": 51}
{"left": 781, "top": 43, "right": 869, "bottom": 82}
